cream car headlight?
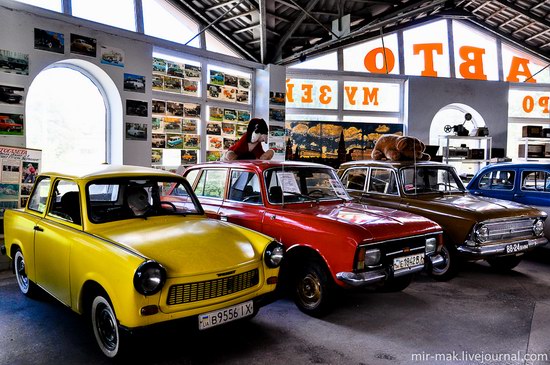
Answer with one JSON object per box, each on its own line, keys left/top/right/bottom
{"left": 133, "top": 260, "right": 166, "bottom": 296}
{"left": 533, "top": 219, "right": 544, "bottom": 237}
{"left": 425, "top": 237, "right": 437, "bottom": 255}
{"left": 475, "top": 225, "right": 489, "bottom": 243}
{"left": 264, "top": 241, "right": 284, "bottom": 268}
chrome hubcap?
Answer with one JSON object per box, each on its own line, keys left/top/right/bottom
{"left": 433, "top": 246, "right": 450, "bottom": 275}
{"left": 16, "top": 255, "right": 29, "bottom": 291}
{"left": 96, "top": 304, "right": 117, "bottom": 351}
{"left": 299, "top": 273, "right": 321, "bottom": 308}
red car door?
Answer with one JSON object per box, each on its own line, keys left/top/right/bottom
{"left": 218, "top": 169, "right": 265, "bottom": 233}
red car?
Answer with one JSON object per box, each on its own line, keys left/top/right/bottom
{"left": 0, "top": 116, "right": 23, "bottom": 132}
{"left": 165, "top": 161, "right": 444, "bottom": 316}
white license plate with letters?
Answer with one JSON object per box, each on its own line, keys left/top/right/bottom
{"left": 393, "top": 253, "right": 424, "bottom": 271}
{"left": 505, "top": 242, "right": 529, "bottom": 254}
{"left": 198, "top": 300, "right": 254, "bottom": 330}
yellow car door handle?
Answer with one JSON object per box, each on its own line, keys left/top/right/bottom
{"left": 34, "top": 225, "right": 44, "bottom": 232}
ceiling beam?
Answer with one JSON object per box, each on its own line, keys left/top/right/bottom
{"left": 173, "top": 0, "right": 259, "bottom": 61}
{"left": 492, "top": 0, "right": 550, "bottom": 29}
{"left": 258, "top": 0, "right": 267, "bottom": 64}
{"left": 219, "top": 10, "right": 256, "bottom": 23}
{"left": 271, "top": 0, "right": 321, "bottom": 62}
{"left": 206, "top": 0, "right": 252, "bottom": 12}
{"left": 274, "top": 0, "right": 299, "bottom": 11}
{"left": 266, "top": 11, "right": 291, "bottom": 23}
{"left": 233, "top": 23, "right": 260, "bottom": 34}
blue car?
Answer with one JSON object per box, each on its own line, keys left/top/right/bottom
{"left": 467, "top": 162, "right": 550, "bottom": 238}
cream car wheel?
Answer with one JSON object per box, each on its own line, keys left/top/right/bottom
{"left": 14, "top": 249, "right": 36, "bottom": 296}
{"left": 91, "top": 295, "right": 120, "bottom": 358}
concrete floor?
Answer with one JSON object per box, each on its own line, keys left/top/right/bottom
{"left": 1, "top": 251, "right": 550, "bottom": 365}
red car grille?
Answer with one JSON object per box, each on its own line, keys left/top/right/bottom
{"left": 166, "top": 269, "right": 259, "bottom": 305}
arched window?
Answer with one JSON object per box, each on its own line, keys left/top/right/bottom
{"left": 26, "top": 61, "right": 122, "bottom": 171}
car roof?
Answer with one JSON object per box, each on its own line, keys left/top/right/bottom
{"left": 189, "top": 160, "right": 333, "bottom": 171}
{"left": 338, "top": 160, "right": 447, "bottom": 169}
{"left": 40, "top": 164, "right": 179, "bottom": 180}
{"left": 479, "top": 162, "right": 550, "bottom": 170}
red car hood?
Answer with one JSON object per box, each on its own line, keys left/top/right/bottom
{"left": 282, "top": 201, "right": 442, "bottom": 242}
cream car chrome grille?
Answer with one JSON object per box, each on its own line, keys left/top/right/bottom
{"left": 167, "top": 269, "right": 259, "bottom": 305}
{"left": 483, "top": 218, "right": 535, "bottom": 242}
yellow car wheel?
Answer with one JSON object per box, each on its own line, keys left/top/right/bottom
{"left": 14, "top": 249, "right": 38, "bottom": 297}
{"left": 91, "top": 294, "right": 124, "bottom": 358}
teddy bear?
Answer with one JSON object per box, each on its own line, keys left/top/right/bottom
{"left": 221, "top": 118, "right": 274, "bottom": 161}
{"left": 371, "top": 134, "right": 431, "bottom": 161}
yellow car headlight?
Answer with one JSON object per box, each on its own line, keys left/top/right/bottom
{"left": 133, "top": 260, "right": 166, "bottom": 296}
{"left": 264, "top": 241, "right": 284, "bottom": 268}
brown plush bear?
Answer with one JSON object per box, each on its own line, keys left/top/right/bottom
{"left": 371, "top": 134, "right": 431, "bottom": 161}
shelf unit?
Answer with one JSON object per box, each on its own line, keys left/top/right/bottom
{"left": 517, "top": 138, "right": 550, "bottom": 161}
{"left": 438, "top": 135, "right": 492, "bottom": 179}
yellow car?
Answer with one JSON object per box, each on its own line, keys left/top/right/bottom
{"left": 1, "top": 165, "right": 283, "bottom": 358}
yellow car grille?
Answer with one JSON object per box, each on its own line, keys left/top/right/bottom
{"left": 167, "top": 269, "right": 259, "bottom": 305}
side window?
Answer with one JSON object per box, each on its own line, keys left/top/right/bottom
{"left": 479, "top": 170, "right": 515, "bottom": 190}
{"left": 185, "top": 169, "right": 199, "bottom": 186}
{"left": 27, "top": 177, "right": 51, "bottom": 213}
{"left": 343, "top": 168, "right": 368, "bottom": 191}
{"left": 368, "top": 168, "right": 398, "bottom": 195}
{"left": 47, "top": 180, "right": 81, "bottom": 225}
{"left": 228, "top": 170, "right": 262, "bottom": 204}
{"left": 521, "top": 171, "right": 550, "bottom": 192}
{"left": 194, "top": 169, "right": 227, "bottom": 198}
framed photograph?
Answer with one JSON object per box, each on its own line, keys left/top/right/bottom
{"left": 237, "top": 110, "right": 251, "bottom": 122}
{"left": 224, "top": 109, "right": 237, "bottom": 122}
{"left": 166, "top": 102, "right": 184, "bottom": 117}
{"left": 0, "top": 113, "right": 24, "bottom": 136}
{"left": 0, "top": 85, "right": 24, "bottom": 105}
{"left": 153, "top": 57, "right": 167, "bottom": 74}
{"left": 184, "top": 103, "right": 201, "bottom": 118}
{"left": 2, "top": 161, "right": 21, "bottom": 183}
{"left": 236, "top": 90, "right": 249, "bottom": 104}
{"left": 152, "top": 133, "right": 166, "bottom": 148}
{"left": 152, "top": 100, "right": 166, "bottom": 115}
{"left": 21, "top": 161, "right": 38, "bottom": 184}
{"left": 209, "top": 107, "right": 224, "bottom": 121}
{"left": 163, "top": 117, "right": 182, "bottom": 133}
{"left": 0, "top": 183, "right": 19, "bottom": 200}
{"left": 181, "top": 150, "right": 197, "bottom": 164}
{"left": 70, "top": 34, "right": 97, "bottom": 57}
{"left": 34, "top": 28, "right": 64, "bottom": 54}
{"left": 206, "top": 122, "right": 221, "bottom": 135}
{"left": 152, "top": 75, "right": 163, "bottom": 91}
{"left": 238, "top": 77, "right": 251, "bottom": 90}
{"left": 167, "top": 62, "right": 184, "bottom": 78}
{"left": 183, "top": 79, "right": 198, "bottom": 95}
{"left": 152, "top": 149, "right": 163, "bottom": 164}
{"left": 225, "top": 74, "right": 238, "bottom": 88}
{"left": 207, "top": 135, "right": 223, "bottom": 151}
{"left": 152, "top": 117, "right": 163, "bottom": 133}
{"left": 269, "top": 124, "right": 286, "bottom": 138}
{"left": 126, "top": 100, "right": 148, "bottom": 117}
{"left": 21, "top": 184, "right": 33, "bottom": 196}
{"left": 19, "top": 197, "right": 28, "bottom": 209}
{"left": 100, "top": 46, "right": 125, "bottom": 67}
{"left": 182, "top": 119, "right": 197, "bottom": 134}
{"left": 125, "top": 122, "right": 147, "bottom": 141}
{"left": 207, "top": 84, "right": 221, "bottom": 99}
{"left": 223, "top": 137, "right": 237, "bottom": 150}
{"left": 269, "top": 108, "right": 285, "bottom": 122}
{"left": 185, "top": 64, "right": 201, "bottom": 79}
{"left": 124, "top": 73, "right": 145, "bottom": 93}
{"left": 210, "top": 70, "right": 225, "bottom": 85}
{"left": 222, "top": 122, "right": 236, "bottom": 136}
{"left": 222, "top": 86, "right": 236, "bottom": 102}
{"left": 163, "top": 76, "right": 182, "bottom": 93}
{"left": 270, "top": 91, "right": 286, "bottom": 105}
{"left": 236, "top": 123, "right": 248, "bottom": 138}
{"left": 166, "top": 134, "right": 184, "bottom": 149}
{"left": 0, "top": 49, "right": 29, "bottom": 75}
{"left": 183, "top": 134, "right": 200, "bottom": 149}
{"left": 206, "top": 151, "right": 221, "bottom": 161}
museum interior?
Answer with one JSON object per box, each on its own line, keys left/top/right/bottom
{"left": 1, "top": 0, "right": 550, "bottom": 364}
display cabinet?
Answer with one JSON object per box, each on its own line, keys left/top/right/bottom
{"left": 438, "top": 135, "right": 492, "bottom": 181}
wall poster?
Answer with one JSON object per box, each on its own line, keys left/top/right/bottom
{"left": 0, "top": 146, "right": 42, "bottom": 215}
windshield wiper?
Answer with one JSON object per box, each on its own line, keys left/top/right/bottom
{"left": 284, "top": 191, "right": 319, "bottom": 203}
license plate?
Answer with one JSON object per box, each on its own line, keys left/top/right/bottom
{"left": 198, "top": 300, "right": 254, "bottom": 330}
{"left": 393, "top": 253, "right": 424, "bottom": 271}
{"left": 505, "top": 242, "right": 529, "bottom": 254}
